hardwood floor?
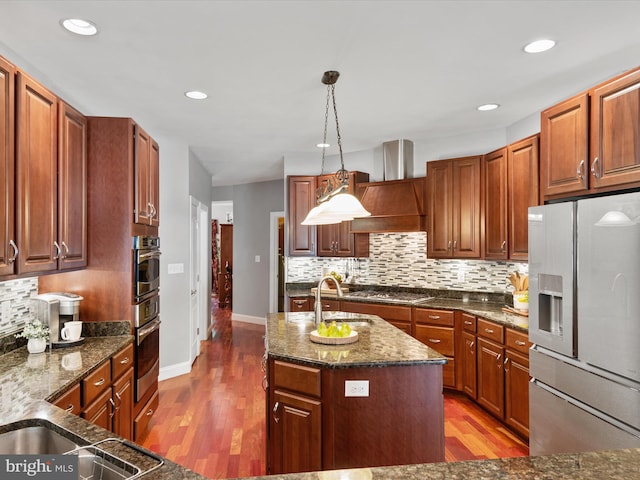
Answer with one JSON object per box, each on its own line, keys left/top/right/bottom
{"left": 140, "top": 300, "right": 528, "bottom": 479}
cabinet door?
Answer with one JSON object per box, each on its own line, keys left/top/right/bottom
{"left": 289, "top": 298, "right": 311, "bottom": 312}
{"left": 508, "top": 135, "right": 539, "bottom": 260}
{"left": 57, "top": 102, "right": 87, "bottom": 270}
{"left": 16, "top": 72, "right": 58, "bottom": 274}
{"left": 461, "top": 331, "right": 477, "bottom": 399}
{"left": 112, "top": 368, "right": 134, "bottom": 441}
{"left": 52, "top": 383, "right": 81, "bottom": 416}
{"left": 477, "top": 337, "right": 504, "bottom": 419}
{"left": 426, "top": 160, "right": 452, "bottom": 258}
{"left": 504, "top": 349, "right": 530, "bottom": 439}
{"left": 134, "top": 124, "right": 151, "bottom": 225}
{"left": 540, "top": 93, "right": 589, "bottom": 198}
{"left": 149, "top": 140, "right": 160, "bottom": 227}
{"left": 452, "top": 156, "right": 481, "bottom": 258}
{"left": 270, "top": 389, "right": 322, "bottom": 474}
{"left": 82, "top": 388, "right": 112, "bottom": 431}
{"left": 0, "top": 57, "right": 15, "bottom": 276}
{"left": 287, "top": 176, "right": 316, "bottom": 256}
{"left": 484, "top": 148, "right": 508, "bottom": 259}
{"left": 590, "top": 68, "right": 640, "bottom": 191}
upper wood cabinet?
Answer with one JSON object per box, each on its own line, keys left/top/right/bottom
{"left": 483, "top": 148, "right": 508, "bottom": 259}
{"left": 287, "top": 176, "right": 316, "bottom": 256}
{"left": 317, "top": 171, "right": 369, "bottom": 257}
{"left": 484, "top": 135, "right": 539, "bottom": 261}
{"left": 16, "top": 71, "right": 58, "bottom": 274}
{"left": 427, "top": 156, "right": 482, "bottom": 259}
{"left": 57, "top": 101, "right": 87, "bottom": 270}
{"left": 541, "top": 66, "right": 640, "bottom": 200}
{"left": 0, "top": 56, "right": 15, "bottom": 276}
{"left": 134, "top": 125, "right": 159, "bottom": 228}
{"left": 507, "top": 134, "right": 539, "bottom": 260}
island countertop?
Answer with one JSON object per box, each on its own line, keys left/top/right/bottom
{"left": 265, "top": 311, "right": 447, "bottom": 368}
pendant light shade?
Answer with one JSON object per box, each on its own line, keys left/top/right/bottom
{"left": 301, "top": 70, "right": 370, "bottom": 226}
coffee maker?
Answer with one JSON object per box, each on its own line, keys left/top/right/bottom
{"left": 32, "top": 292, "right": 83, "bottom": 347}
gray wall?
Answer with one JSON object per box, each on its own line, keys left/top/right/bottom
{"left": 211, "top": 179, "right": 284, "bottom": 318}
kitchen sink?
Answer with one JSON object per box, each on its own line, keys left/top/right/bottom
{"left": 0, "top": 420, "right": 160, "bottom": 480}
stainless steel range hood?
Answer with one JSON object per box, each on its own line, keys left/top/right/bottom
{"left": 383, "top": 139, "right": 414, "bottom": 180}
{"left": 350, "top": 139, "right": 426, "bottom": 233}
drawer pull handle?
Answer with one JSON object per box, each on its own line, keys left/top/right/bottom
{"left": 65, "top": 405, "right": 74, "bottom": 413}
{"left": 109, "top": 398, "right": 116, "bottom": 419}
{"left": 262, "top": 376, "right": 268, "bottom": 391}
{"left": 428, "top": 338, "right": 441, "bottom": 344}
{"left": 428, "top": 315, "right": 440, "bottom": 320}
{"left": 485, "top": 328, "right": 494, "bottom": 334}
{"left": 469, "top": 341, "right": 475, "bottom": 349}
{"left": 120, "top": 357, "right": 130, "bottom": 364}
{"left": 146, "top": 408, "right": 154, "bottom": 416}
{"left": 496, "top": 353, "right": 502, "bottom": 367}
{"left": 94, "top": 378, "right": 105, "bottom": 387}
{"left": 464, "top": 320, "right": 473, "bottom": 325}
{"left": 273, "top": 402, "right": 280, "bottom": 423}
{"left": 504, "top": 357, "right": 510, "bottom": 371}
{"left": 515, "top": 340, "right": 526, "bottom": 346}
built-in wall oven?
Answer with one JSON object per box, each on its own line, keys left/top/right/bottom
{"left": 133, "top": 236, "right": 161, "bottom": 403}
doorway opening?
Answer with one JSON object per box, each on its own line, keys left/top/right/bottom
{"left": 269, "top": 211, "right": 285, "bottom": 313}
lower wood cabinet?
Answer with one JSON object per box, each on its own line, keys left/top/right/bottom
{"left": 52, "top": 383, "right": 81, "bottom": 416}
{"left": 504, "top": 329, "right": 531, "bottom": 438}
{"left": 267, "top": 357, "right": 444, "bottom": 475}
{"left": 134, "top": 389, "right": 159, "bottom": 443}
{"left": 341, "top": 301, "right": 412, "bottom": 334}
{"left": 460, "top": 312, "right": 477, "bottom": 399}
{"left": 289, "top": 297, "right": 340, "bottom": 313}
{"left": 477, "top": 336, "right": 505, "bottom": 418}
{"left": 413, "top": 307, "right": 455, "bottom": 388}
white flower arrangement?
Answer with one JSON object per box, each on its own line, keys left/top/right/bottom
{"left": 15, "top": 320, "right": 50, "bottom": 340}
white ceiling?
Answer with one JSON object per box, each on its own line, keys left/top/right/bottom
{"left": 1, "top": 1, "right": 640, "bottom": 186}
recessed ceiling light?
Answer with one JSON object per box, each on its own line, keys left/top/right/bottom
{"left": 524, "top": 39, "right": 556, "bottom": 54}
{"left": 316, "top": 143, "right": 330, "bottom": 148}
{"left": 61, "top": 18, "right": 98, "bottom": 36}
{"left": 477, "top": 103, "right": 500, "bottom": 111}
{"left": 185, "top": 91, "right": 208, "bottom": 100}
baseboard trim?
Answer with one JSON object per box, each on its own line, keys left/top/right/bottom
{"left": 159, "top": 361, "right": 191, "bottom": 381}
{"left": 231, "top": 313, "right": 266, "bottom": 325}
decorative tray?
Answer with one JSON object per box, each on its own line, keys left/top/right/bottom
{"left": 309, "top": 330, "right": 359, "bottom": 345}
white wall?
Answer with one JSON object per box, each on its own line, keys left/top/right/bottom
{"left": 156, "top": 136, "right": 192, "bottom": 377}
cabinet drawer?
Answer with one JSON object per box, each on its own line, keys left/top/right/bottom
{"left": 319, "top": 299, "right": 340, "bottom": 311}
{"left": 290, "top": 298, "right": 310, "bottom": 312}
{"left": 477, "top": 318, "right": 504, "bottom": 344}
{"left": 52, "top": 383, "right": 81, "bottom": 416}
{"left": 82, "top": 361, "right": 111, "bottom": 407}
{"left": 340, "top": 301, "right": 411, "bottom": 321}
{"left": 112, "top": 344, "right": 134, "bottom": 381}
{"left": 505, "top": 329, "right": 531, "bottom": 355}
{"left": 273, "top": 360, "right": 321, "bottom": 398}
{"left": 460, "top": 312, "right": 477, "bottom": 333}
{"left": 134, "top": 389, "right": 159, "bottom": 443}
{"left": 414, "top": 325, "right": 454, "bottom": 356}
{"left": 414, "top": 308, "right": 454, "bottom": 327}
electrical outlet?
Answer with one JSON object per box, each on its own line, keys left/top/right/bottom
{"left": 345, "top": 380, "right": 369, "bottom": 397}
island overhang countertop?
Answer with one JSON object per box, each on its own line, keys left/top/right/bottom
{"left": 265, "top": 311, "right": 447, "bottom": 368}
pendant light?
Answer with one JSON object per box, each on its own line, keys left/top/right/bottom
{"left": 301, "top": 71, "right": 371, "bottom": 225}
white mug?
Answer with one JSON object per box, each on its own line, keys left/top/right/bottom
{"left": 61, "top": 321, "right": 82, "bottom": 341}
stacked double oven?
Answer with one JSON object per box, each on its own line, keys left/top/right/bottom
{"left": 133, "top": 236, "right": 161, "bottom": 403}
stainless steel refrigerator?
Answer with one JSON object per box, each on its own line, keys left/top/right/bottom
{"left": 528, "top": 191, "right": 640, "bottom": 455}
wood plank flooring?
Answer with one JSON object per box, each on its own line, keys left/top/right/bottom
{"left": 140, "top": 300, "right": 528, "bottom": 479}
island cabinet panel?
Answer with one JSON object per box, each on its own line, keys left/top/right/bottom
{"left": 340, "top": 301, "right": 411, "bottom": 334}
{"left": 413, "top": 307, "right": 455, "bottom": 388}
{"left": 322, "top": 365, "right": 444, "bottom": 470}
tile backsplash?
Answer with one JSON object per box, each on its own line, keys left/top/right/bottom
{"left": 0, "top": 278, "right": 38, "bottom": 335}
{"left": 286, "top": 232, "right": 528, "bottom": 293}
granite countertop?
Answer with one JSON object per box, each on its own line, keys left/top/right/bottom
{"left": 266, "top": 311, "right": 447, "bottom": 368}
{"left": 288, "top": 285, "right": 529, "bottom": 333}
{"left": 0, "top": 334, "right": 208, "bottom": 480}
{"left": 244, "top": 448, "right": 640, "bottom": 480}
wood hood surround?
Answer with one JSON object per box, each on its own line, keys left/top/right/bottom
{"left": 350, "top": 177, "right": 427, "bottom": 233}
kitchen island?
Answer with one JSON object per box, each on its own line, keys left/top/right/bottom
{"left": 265, "top": 311, "right": 448, "bottom": 475}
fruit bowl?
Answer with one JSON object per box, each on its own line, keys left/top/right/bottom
{"left": 310, "top": 329, "right": 358, "bottom": 345}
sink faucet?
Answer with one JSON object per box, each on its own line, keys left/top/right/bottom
{"left": 315, "top": 275, "right": 344, "bottom": 325}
